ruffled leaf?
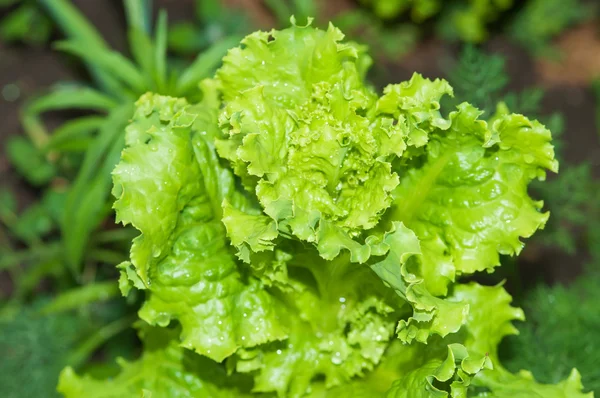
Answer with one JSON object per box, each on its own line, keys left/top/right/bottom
{"left": 384, "top": 102, "right": 557, "bottom": 298}
{"left": 215, "top": 22, "right": 406, "bottom": 263}
{"left": 112, "top": 93, "right": 287, "bottom": 361}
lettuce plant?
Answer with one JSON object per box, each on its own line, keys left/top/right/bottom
{"left": 58, "top": 21, "right": 592, "bottom": 397}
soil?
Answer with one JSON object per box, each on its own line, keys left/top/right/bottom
{"left": 1, "top": 1, "right": 599, "bottom": 295}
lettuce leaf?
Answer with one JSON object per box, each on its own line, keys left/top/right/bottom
{"left": 450, "top": 283, "right": 592, "bottom": 398}
{"left": 215, "top": 21, "right": 405, "bottom": 264}
{"left": 58, "top": 324, "right": 254, "bottom": 397}
{"left": 111, "top": 92, "right": 406, "bottom": 396}
{"left": 112, "top": 93, "right": 288, "bottom": 361}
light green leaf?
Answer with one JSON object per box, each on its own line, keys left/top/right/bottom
{"left": 447, "top": 282, "right": 591, "bottom": 397}
{"left": 58, "top": 325, "right": 253, "bottom": 398}
{"left": 215, "top": 22, "right": 406, "bottom": 263}
{"left": 112, "top": 93, "right": 288, "bottom": 361}
{"left": 386, "top": 343, "right": 491, "bottom": 398}
{"left": 385, "top": 102, "right": 557, "bottom": 297}
{"left": 369, "top": 222, "right": 468, "bottom": 343}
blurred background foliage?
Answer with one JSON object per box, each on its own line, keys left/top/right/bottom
{"left": 1, "top": 0, "right": 599, "bottom": 396}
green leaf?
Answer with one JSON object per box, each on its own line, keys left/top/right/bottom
{"left": 112, "top": 93, "right": 288, "bottom": 361}
{"left": 369, "top": 223, "right": 469, "bottom": 344}
{"left": 25, "top": 85, "right": 118, "bottom": 114}
{"left": 11, "top": 203, "right": 54, "bottom": 244}
{"left": 44, "top": 115, "right": 105, "bottom": 152}
{"left": 61, "top": 105, "right": 133, "bottom": 272}
{"left": 215, "top": 22, "right": 405, "bottom": 262}
{"left": 22, "top": 85, "right": 117, "bottom": 147}
{"left": 0, "top": 243, "right": 61, "bottom": 271}
{"left": 127, "top": 27, "right": 156, "bottom": 87}
{"left": 55, "top": 41, "right": 146, "bottom": 94}
{"left": 0, "top": 3, "right": 52, "bottom": 45}
{"left": 6, "top": 136, "right": 56, "bottom": 186}
{"left": 39, "top": 282, "right": 120, "bottom": 314}
{"left": 386, "top": 343, "right": 491, "bottom": 398}
{"left": 123, "top": 0, "right": 152, "bottom": 34}
{"left": 0, "top": 306, "right": 84, "bottom": 398}
{"left": 263, "top": 0, "right": 293, "bottom": 26}
{"left": 445, "top": 282, "right": 591, "bottom": 397}
{"left": 175, "top": 35, "right": 240, "bottom": 96}
{"left": 383, "top": 102, "right": 557, "bottom": 298}
{"left": 153, "top": 10, "right": 168, "bottom": 93}
{"left": 58, "top": 325, "right": 254, "bottom": 397}
{"left": 39, "top": 0, "right": 122, "bottom": 94}
{"left": 0, "top": 188, "right": 17, "bottom": 221}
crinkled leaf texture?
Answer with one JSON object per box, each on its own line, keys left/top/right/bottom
{"left": 452, "top": 283, "right": 592, "bottom": 398}
{"left": 112, "top": 93, "right": 288, "bottom": 361}
{"left": 94, "top": 20, "right": 591, "bottom": 398}
{"left": 111, "top": 92, "right": 406, "bottom": 396}
{"left": 215, "top": 20, "right": 405, "bottom": 264}
{"left": 214, "top": 20, "right": 557, "bottom": 347}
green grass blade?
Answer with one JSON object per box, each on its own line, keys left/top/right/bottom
{"left": 13, "top": 259, "right": 65, "bottom": 298}
{"left": 44, "top": 115, "right": 105, "bottom": 151}
{"left": 38, "top": 0, "right": 124, "bottom": 94}
{"left": 47, "top": 137, "right": 95, "bottom": 153}
{"left": 176, "top": 35, "right": 239, "bottom": 96}
{"left": 128, "top": 27, "right": 156, "bottom": 88}
{"left": 39, "top": 282, "right": 120, "bottom": 315}
{"left": 263, "top": 0, "right": 292, "bottom": 26}
{"left": 55, "top": 41, "right": 146, "bottom": 94}
{"left": 21, "top": 85, "right": 117, "bottom": 147}
{"left": 67, "top": 315, "right": 136, "bottom": 368}
{"left": 293, "top": 0, "right": 317, "bottom": 23}
{"left": 124, "top": 0, "right": 157, "bottom": 89}
{"left": 154, "top": 9, "right": 168, "bottom": 93}
{"left": 0, "top": 243, "right": 61, "bottom": 271}
{"left": 26, "top": 85, "right": 118, "bottom": 114}
{"left": 123, "top": 0, "right": 153, "bottom": 34}
{"left": 38, "top": 0, "right": 106, "bottom": 49}
{"left": 61, "top": 105, "right": 133, "bottom": 273}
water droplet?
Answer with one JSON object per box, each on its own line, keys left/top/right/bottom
{"left": 276, "top": 349, "right": 282, "bottom": 355}
{"left": 241, "top": 336, "right": 246, "bottom": 340}
{"left": 243, "top": 313, "right": 247, "bottom": 317}
{"left": 339, "top": 297, "right": 346, "bottom": 303}
{"left": 218, "top": 321, "right": 222, "bottom": 325}
{"left": 524, "top": 154, "right": 535, "bottom": 164}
